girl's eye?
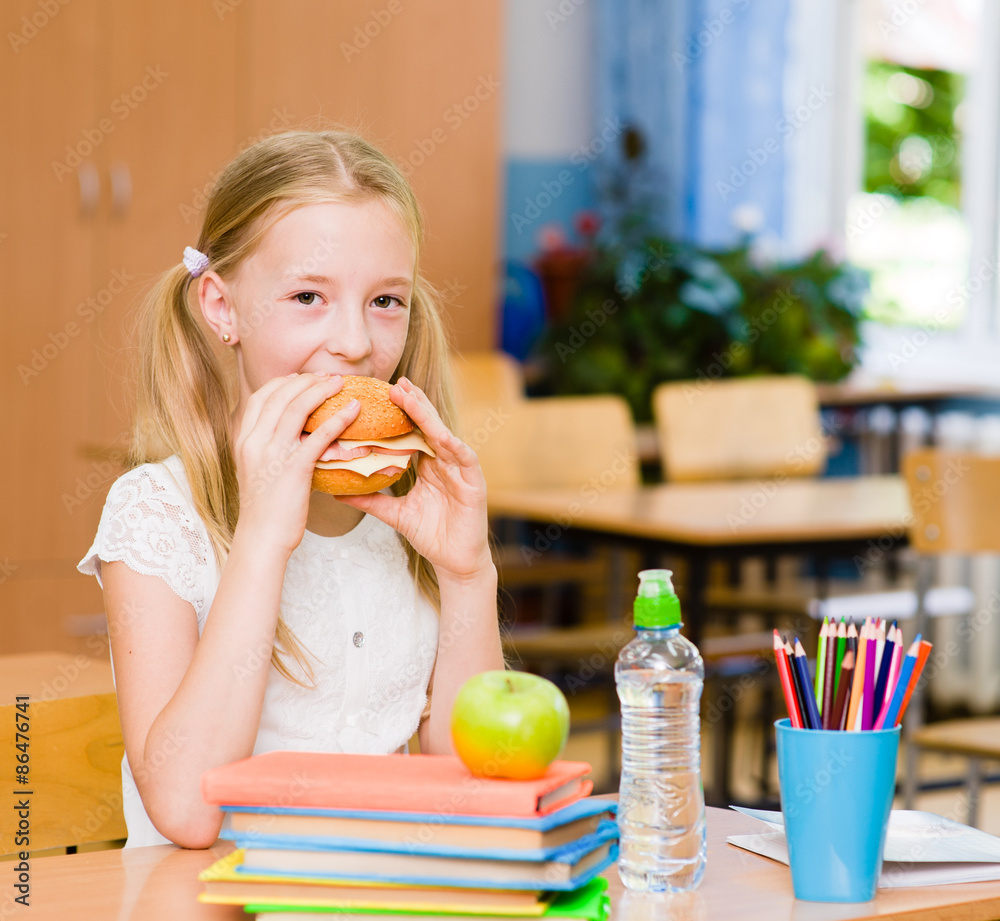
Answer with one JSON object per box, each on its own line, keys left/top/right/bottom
{"left": 373, "top": 295, "right": 403, "bottom": 309}
{"left": 295, "top": 292, "right": 320, "bottom": 306}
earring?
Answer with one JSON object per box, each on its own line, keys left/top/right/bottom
{"left": 222, "top": 333, "right": 231, "bottom": 343}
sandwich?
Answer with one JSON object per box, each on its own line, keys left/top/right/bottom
{"left": 303, "top": 375, "right": 435, "bottom": 495}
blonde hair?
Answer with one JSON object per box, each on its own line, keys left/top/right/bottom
{"left": 128, "top": 130, "right": 456, "bottom": 683}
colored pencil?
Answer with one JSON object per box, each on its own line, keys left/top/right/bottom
{"left": 793, "top": 638, "right": 822, "bottom": 730}
{"left": 785, "top": 637, "right": 806, "bottom": 722}
{"left": 846, "top": 620, "right": 868, "bottom": 732}
{"left": 873, "top": 619, "right": 887, "bottom": 684}
{"left": 874, "top": 629, "right": 905, "bottom": 730}
{"left": 773, "top": 631, "right": 804, "bottom": 729}
{"left": 822, "top": 622, "right": 838, "bottom": 724}
{"left": 833, "top": 619, "right": 847, "bottom": 697}
{"left": 872, "top": 622, "right": 897, "bottom": 720}
{"left": 830, "top": 649, "right": 855, "bottom": 731}
{"left": 862, "top": 622, "right": 878, "bottom": 731}
{"left": 896, "top": 640, "right": 933, "bottom": 725}
{"left": 785, "top": 638, "right": 807, "bottom": 724}
{"left": 815, "top": 619, "right": 829, "bottom": 714}
{"left": 846, "top": 619, "right": 858, "bottom": 659}
{"left": 880, "top": 639, "right": 920, "bottom": 729}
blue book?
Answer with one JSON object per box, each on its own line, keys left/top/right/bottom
{"left": 234, "top": 823, "right": 619, "bottom": 891}
{"left": 221, "top": 797, "right": 617, "bottom": 857}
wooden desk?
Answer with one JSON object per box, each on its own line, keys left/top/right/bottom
{"left": 489, "top": 475, "right": 910, "bottom": 633}
{"left": 490, "top": 475, "right": 909, "bottom": 548}
{"left": 20, "top": 806, "right": 1000, "bottom": 921}
{"left": 814, "top": 379, "right": 999, "bottom": 407}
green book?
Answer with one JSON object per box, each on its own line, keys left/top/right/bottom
{"left": 244, "top": 877, "right": 610, "bottom": 921}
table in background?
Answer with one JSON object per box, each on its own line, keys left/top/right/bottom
{"left": 816, "top": 380, "right": 1000, "bottom": 476}
{"left": 489, "top": 474, "right": 911, "bottom": 643}
{"left": 22, "top": 807, "right": 1000, "bottom": 920}
{"left": 813, "top": 379, "right": 999, "bottom": 407}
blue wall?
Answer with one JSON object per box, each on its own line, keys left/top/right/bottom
{"left": 504, "top": 157, "right": 603, "bottom": 263}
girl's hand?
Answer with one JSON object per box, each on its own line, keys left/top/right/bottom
{"left": 338, "top": 377, "right": 492, "bottom": 581}
{"left": 234, "top": 372, "right": 361, "bottom": 557}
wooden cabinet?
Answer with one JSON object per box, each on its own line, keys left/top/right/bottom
{"left": 0, "top": 1, "right": 501, "bottom": 655}
{"left": 0, "top": 0, "right": 107, "bottom": 654}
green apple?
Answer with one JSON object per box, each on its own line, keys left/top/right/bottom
{"left": 450, "top": 670, "right": 570, "bottom": 780}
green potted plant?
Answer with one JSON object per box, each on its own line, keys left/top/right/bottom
{"left": 529, "top": 225, "right": 868, "bottom": 423}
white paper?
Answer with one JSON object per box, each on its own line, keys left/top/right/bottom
{"left": 727, "top": 807, "right": 1000, "bottom": 888}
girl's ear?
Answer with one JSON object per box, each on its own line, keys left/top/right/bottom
{"left": 197, "top": 271, "right": 238, "bottom": 344}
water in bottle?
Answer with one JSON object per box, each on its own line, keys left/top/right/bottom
{"left": 616, "top": 568, "right": 706, "bottom": 892}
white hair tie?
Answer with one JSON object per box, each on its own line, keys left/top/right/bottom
{"left": 183, "top": 246, "right": 210, "bottom": 277}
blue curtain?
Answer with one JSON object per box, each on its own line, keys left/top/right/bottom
{"left": 594, "top": 0, "right": 790, "bottom": 249}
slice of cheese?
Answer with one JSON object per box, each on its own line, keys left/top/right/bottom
{"left": 315, "top": 452, "right": 413, "bottom": 476}
{"left": 337, "top": 431, "right": 435, "bottom": 457}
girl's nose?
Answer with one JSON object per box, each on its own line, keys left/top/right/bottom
{"left": 326, "top": 307, "right": 371, "bottom": 361}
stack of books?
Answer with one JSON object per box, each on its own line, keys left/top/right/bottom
{"left": 198, "top": 751, "right": 618, "bottom": 920}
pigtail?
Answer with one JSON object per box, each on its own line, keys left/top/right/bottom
{"left": 130, "top": 265, "right": 238, "bottom": 540}
{"left": 129, "top": 263, "right": 315, "bottom": 686}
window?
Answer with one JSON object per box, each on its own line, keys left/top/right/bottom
{"left": 848, "top": 0, "right": 981, "bottom": 330}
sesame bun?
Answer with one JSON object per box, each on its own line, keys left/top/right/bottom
{"left": 303, "top": 375, "right": 413, "bottom": 441}
{"left": 304, "top": 376, "right": 431, "bottom": 496}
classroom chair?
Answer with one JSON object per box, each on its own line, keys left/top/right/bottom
{"left": 652, "top": 375, "right": 827, "bottom": 484}
{"left": 478, "top": 392, "right": 641, "bottom": 628}
{"left": 651, "top": 374, "right": 829, "bottom": 617}
{"left": 0, "top": 652, "right": 126, "bottom": 854}
{"left": 448, "top": 349, "right": 525, "bottom": 446}
{"left": 896, "top": 449, "right": 1000, "bottom": 826}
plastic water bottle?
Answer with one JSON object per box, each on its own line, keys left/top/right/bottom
{"left": 615, "top": 569, "right": 706, "bottom": 891}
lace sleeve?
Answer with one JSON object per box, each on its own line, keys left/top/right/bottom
{"left": 77, "top": 460, "right": 212, "bottom": 617}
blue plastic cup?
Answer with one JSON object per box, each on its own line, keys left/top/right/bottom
{"left": 775, "top": 718, "right": 900, "bottom": 902}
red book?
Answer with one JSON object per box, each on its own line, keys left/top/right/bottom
{"left": 201, "top": 751, "right": 594, "bottom": 818}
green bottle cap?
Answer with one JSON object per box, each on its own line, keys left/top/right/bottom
{"left": 633, "top": 569, "right": 681, "bottom": 628}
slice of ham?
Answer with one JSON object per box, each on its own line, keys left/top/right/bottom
{"left": 311, "top": 426, "right": 434, "bottom": 478}
{"left": 338, "top": 432, "right": 435, "bottom": 457}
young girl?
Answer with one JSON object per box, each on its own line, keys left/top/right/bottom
{"left": 77, "top": 130, "right": 504, "bottom": 849}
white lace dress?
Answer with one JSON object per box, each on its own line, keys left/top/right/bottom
{"left": 77, "top": 455, "right": 439, "bottom": 848}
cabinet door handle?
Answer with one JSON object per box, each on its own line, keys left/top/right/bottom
{"left": 77, "top": 162, "right": 100, "bottom": 217}
{"left": 110, "top": 161, "right": 132, "bottom": 216}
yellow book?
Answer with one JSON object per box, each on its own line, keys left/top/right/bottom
{"left": 198, "top": 850, "right": 551, "bottom": 915}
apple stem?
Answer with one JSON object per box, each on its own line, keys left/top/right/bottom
{"left": 505, "top": 677, "right": 514, "bottom": 694}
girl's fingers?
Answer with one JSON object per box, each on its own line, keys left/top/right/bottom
{"left": 245, "top": 373, "right": 341, "bottom": 446}
{"left": 391, "top": 378, "right": 477, "bottom": 466}
{"left": 299, "top": 401, "right": 363, "bottom": 464}
{"left": 272, "top": 375, "right": 352, "bottom": 448}
{"left": 336, "top": 490, "right": 385, "bottom": 516}
{"left": 236, "top": 374, "right": 305, "bottom": 447}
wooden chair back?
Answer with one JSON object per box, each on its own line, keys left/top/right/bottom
{"left": 899, "top": 449, "right": 1000, "bottom": 821}
{"left": 653, "top": 375, "right": 826, "bottom": 482}
{"left": 0, "top": 653, "right": 126, "bottom": 853}
{"left": 477, "top": 394, "right": 640, "bottom": 492}
{"left": 449, "top": 350, "right": 524, "bottom": 445}
{"left": 902, "top": 449, "right": 1000, "bottom": 554}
